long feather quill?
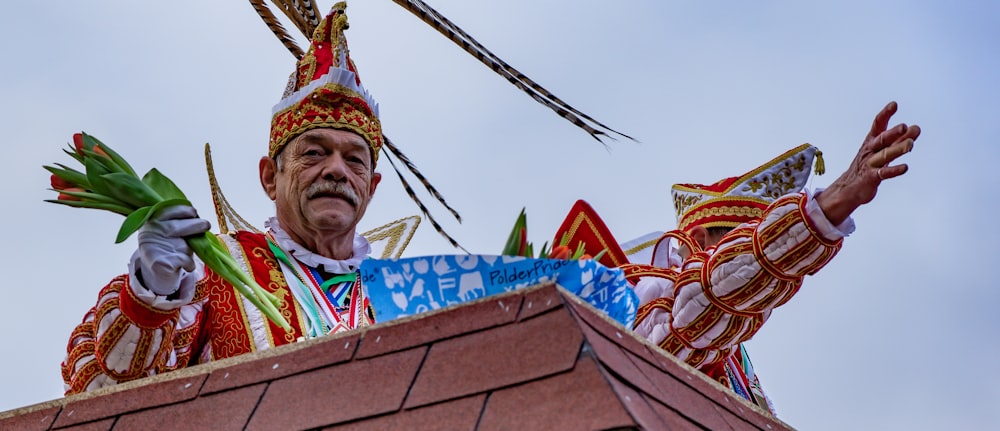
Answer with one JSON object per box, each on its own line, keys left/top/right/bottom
{"left": 381, "top": 144, "right": 467, "bottom": 252}
{"left": 413, "top": 0, "right": 633, "bottom": 140}
{"left": 296, "top": 0, "right": 322, "bottom": 33}
{"left": 271, "top": 0, "right": 312, "bottom": 39}
{"left": 383, "top": 136, "right": 461, "bottom": 222}
{"left": 392, "top": 0, "right": 634, "bottom": 144}
{"left": 249, "top": 0, "right": 305, "bottom": 58}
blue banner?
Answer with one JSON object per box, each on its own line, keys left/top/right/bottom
{"left": 361, "top": 255, "right": 637, "bottom": 328}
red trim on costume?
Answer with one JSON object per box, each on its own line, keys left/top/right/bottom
{"left": 772, "top": 238, "right": 820, "bottom": 273}
{"left": 677, "top": 198, "right": 768, "bottom": 232}
{"left": 634, "top": 297, "right": 675, "bottom": 328}
{"left": 772, "top": 281, "right": 803, "bottom": 308}
{"left": 677, "top": 305, "right": 727, "bottom": 346}
{"left": 68, "top": 360, "right": 103, "bottom": 394}
{"left": 714, "top": 315, "right": 753, "bottom": 347}
{"left": 118, "top": 281, "right": 177, "bottom": 329}
{"left": 130, "top": 328, "right": 157, "bottom": 376}
{"left": 236, "top": 232, "right": 304, "bottom": 346}
{"left": 67, "top": 321, "right": 95, "bottom": 352}
{"left": 700, "top": 361, "right": 731, "bottom": 389}
{"left": 619, "top": 263, "right": 677, "bottom": 284}
{"left": 667, "top": 321, "right": 699, "bottom": 351}
{"left": 659, "top": 333, "right": 689, "bottom": 355}
{"left": 63, "top": 340, "right": 95, "bottom": 387}
{"left": 751, "top": 216, "right": 801, "bottom": 282}
{"left": 699, "top": 260, "right": 761, "bottom": 318}
{"left": 94, "top": 317, "right": 144, "bottom": 380}
{"left": 551, "top": 200, "right": 630, "bottom": 268}
{"left": 204, "top": 268, "right": 255, "bottom": 359}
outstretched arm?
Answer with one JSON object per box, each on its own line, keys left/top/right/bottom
{"left": 818, "top": 101, "right": 921, "bottom": 225}
{"left": 635, "top": 102, "right": 921, "bottom": 371}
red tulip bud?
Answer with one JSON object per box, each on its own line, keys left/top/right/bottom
{"left": 549, "top": 245, "right": 571, "bottom": 260}
{"left": 57, "top": 188, "right": 85, "bottom": 201}
{"left": 73, "top": 133, "right": 85, "bottom": 156}
{"left": 92, "top": 144, "right": 110, "bottom": 158}
{"left": 50, "top": 174, "right": 74, "bottom": 190}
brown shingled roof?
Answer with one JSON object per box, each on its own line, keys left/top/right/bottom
{"left": 0, "top": 283, "right": 796, "bottom": 431}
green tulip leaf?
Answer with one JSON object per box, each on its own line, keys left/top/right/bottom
{"left": 83, "top": 148, "right": 124, "bottom": 174}
{"left": 200, "top": 231, "right": 230, "bottom": 256}
{"left": 44, "top": 165, "right": 90, "bottom": 190}
{"left": 591, "top": 249, "right": 609, "bottom": 262}
{"left": 80, "top": 132, "right": 99, "bottom": 152}
{"left": 115, "top": 206, "right": 153, "bottom": 243}
{"left": 142, "top": 168, "right": 187, "bottom": 201}
{"left": 45, "top": 199, "right": 132, "bottom": 216}
{"left": 502, "top": 207, "right": 528, "bottom": 256}
{"left": 83, "top": 134, "right": 138, "bottom": 177}
{"left": 114, "top": 199, "right": 187, "bottom": 244}
{"left": 536, "top": 241, "right": 550, "bottom": 259}
{"left": 84, "top": 158, "right": 113, "bottom": 196}
{"left": 147, "top": 198, "right": 193, "bottom": 220}
{"left": 102, "top": 172, "right": 162, "bottom": 208}
{"left": 62, "top": 146, "right": 84, "bottom": 164}
{"left": 50, "top": 188, "right": 130, "bottom": 207}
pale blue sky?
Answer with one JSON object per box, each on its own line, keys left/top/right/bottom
{"left": 2, "top": 1, "right": 998, "bottom": 429}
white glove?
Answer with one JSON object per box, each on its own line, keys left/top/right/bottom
{"left": 130, "top": 205, "right": 211, "bottom": 296}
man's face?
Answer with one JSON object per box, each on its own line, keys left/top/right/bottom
{"left": 262, "top": 128, "right": 381, "bottom": 241}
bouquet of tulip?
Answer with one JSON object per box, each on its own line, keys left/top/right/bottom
{"left": 501, "top": 208, "right": 604, "bottom": 260}
{"left": 45, "top": 132, "right": 290, "bottom": 330}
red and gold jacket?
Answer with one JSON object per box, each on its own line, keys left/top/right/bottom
{"left": 62, "top": 231, "right": 371, "bottom": 395}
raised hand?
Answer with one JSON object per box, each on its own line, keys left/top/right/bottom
{"left": 817, "top": 101, "right": 921, "bottom": 226}
{"left": 133, "top": 205, "right": 211, "bottom": 296}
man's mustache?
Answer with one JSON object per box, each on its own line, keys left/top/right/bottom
{"left": 306, "top": 181, "right": 358, "bottom": 207}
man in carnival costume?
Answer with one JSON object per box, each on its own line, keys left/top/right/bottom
{"left": 62, "top": 3, "right": 393, "bottom": 394}
{"left": 626, "top": 102, "right": 920, "bottom": 412}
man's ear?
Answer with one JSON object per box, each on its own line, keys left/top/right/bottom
{"left": 687, "top": 225, "right": 710, "bottom": 250}
{"left": 369, "top": 172, "right": 381, "bottom": 196}
{"left": 259, "top": 156, "right": 277, "bottom": 200}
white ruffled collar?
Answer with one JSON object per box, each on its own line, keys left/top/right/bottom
{"left": 265, "top": 217, "right": 371, "bottom": 274}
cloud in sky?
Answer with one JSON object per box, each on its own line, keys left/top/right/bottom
{"left": 2, "top": 1, "right": 998, "bottom": 429}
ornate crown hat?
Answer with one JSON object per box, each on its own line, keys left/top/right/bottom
{"left": 671, "top": 143, "right": 825, "bottom": 232}
{"left": 254, "top": 0, "right": 466, "bottom": 248}
{"left": 252, "top": 0, "right": 636, "bottom": 249}
{"left": 268, "top": 2, "right": 382, "bottom": 162}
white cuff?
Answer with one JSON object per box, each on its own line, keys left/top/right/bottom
{"left": 128, "top": 251, "right": 202, "bottom": 311}
{"left": 805, "top": 188, "right": 856, "bottom": 240}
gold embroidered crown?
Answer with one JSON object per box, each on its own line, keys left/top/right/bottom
{"left": 268, "top": 2, "right": 382, "bottom": 162}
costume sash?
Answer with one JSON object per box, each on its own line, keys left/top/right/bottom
{"left": 266, "top": 236, "right": 365, "bottom": 337}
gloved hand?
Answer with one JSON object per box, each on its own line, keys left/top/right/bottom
{"left": 131, "top": 205, "right": 211, "bottom": 296}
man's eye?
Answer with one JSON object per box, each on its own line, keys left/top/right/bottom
{"left": 303, "top": 150, "right": 322, "bottom": 157}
